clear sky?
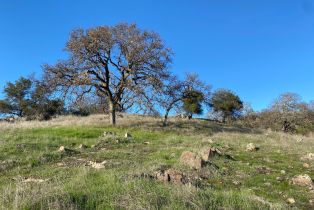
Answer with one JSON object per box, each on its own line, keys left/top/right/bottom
{"left": 0, "top": 0, "right": 314, "bottom": 111}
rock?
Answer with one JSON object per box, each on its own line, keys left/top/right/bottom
{"left": 88, "top": 161, "right": 107, "bottom": 169}
{"left": 165, "top": 169, "right": 185, "bottom": 184}
{"left": 103, "top": 131, "right": 115, "bottom": 136}
{"left": 155, "top": 171, "right": 168, "bottom": 182}
{"left": 58, "top": 146, "right": 78, "bottom": 154}
{"left": 302, "top": 153, "right": 314, "bottom": 161}
{"left": 276, "top": 176, "right": 285, "bottom": 182}
{"left": 303, "top": 163, "right": 310, "bottom": 168}
{"left": 200, "top": 147, "right": 221, "bottom": 161}
{"left": 125, "top": 132, "right": 132, "bottom": 138}
{"left": 280, "top": 170, "right": 286, "bottom": 174}
{"left": 180, "top": 151, "right": 203, "bottom": 169}
{"left": 58, "top": 146, "right": 65, "bottom": 152}
{"left": 246, "top": 143, "right": 259, "bottom": 152}
{"left": 154, "top": 169, "right": 188, "bottom": 185}
{"left": 78, "top": 144, "right": 88, "bottom": 149}
{"left": 297, "top": 138, "right": 304, "bottom": 143}
{"left": 264, "top": 182, "right": 271, "bottom": 187}
{"left": 232, "top": 180, "right": 241, "bottom": 186}
{"left": 286, "top": 198, "right": 295, "bottom": 205}
{"left": 56, "top": 162, "right": 64, "bottom": 167}
{"left": 256, "top": 166, "right": 272, "bottom": 174}
{"left": 22, "top": 178, "right": 46, "bottom": 183}
{"left": 291, "top": 174, "right": 313, "bottom": 187}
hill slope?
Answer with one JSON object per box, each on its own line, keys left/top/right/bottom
{"left": 0, "top": 115, "right": 313, "bottom": 209}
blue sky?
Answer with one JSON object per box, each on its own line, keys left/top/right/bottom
{"left": 0, "top": 0, "right": 314, "bottom": 111}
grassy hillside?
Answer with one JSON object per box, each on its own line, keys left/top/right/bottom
{"left": 0, "top": 115, "right": 313, "bottom": 209}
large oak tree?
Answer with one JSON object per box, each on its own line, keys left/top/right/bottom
{"left": 44, "top": 23, "right": 172, "bottom": 125}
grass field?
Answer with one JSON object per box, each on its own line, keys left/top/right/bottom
{"left": 0, "top": 114, "right": 313, "bottom": 210}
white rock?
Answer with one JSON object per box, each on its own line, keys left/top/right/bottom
{"left": 286, "top": 198, "right": 295, "bottom": 204}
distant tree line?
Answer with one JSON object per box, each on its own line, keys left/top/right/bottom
{"left": 1, "top": 23, "right": 313, "bottom": 134}
{"left": 237, "top": 93, "right": 314, "bottom": 134}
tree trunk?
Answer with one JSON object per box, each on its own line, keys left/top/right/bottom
{"left": 109, "top": 100, "right": 116, "bottom": 125}
{"left": 188, "top": 114, "right": 192, "bottom": 120}
{"left": 163, "top": 109, "right": 170, "bottom": 127}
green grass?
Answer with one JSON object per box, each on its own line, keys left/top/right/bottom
{"left": 0, "top": 117, "right": 313, "bottom": 209}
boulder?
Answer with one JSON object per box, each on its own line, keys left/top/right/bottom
{"left": 246, "top": 143, "right": 259, "bottom": 152}
{"left": 291, "top": 174, "right": 313, "bottom": 187}
{"left": 180, "top": 151, "right": 203, "bottom": 169}
{"left": 200, "top": 147, "right": 222, "bottom": 161}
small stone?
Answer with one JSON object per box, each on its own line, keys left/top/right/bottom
{"left": 264, "top": 182, "right": 271, "bottom": 187}
{"left": 88, "top": 161, "right": 106, "bottom": 169}
{"left": 286, "top": 197, "right": 295, "bottom": 204}
{"left": 58, "top": 146, "right": 65, "bottom": 152}
{"left": 246, "top": 143, "right": 259, "bottom": 152}
{"left": 78, "top": 144, "right": 88, "bottom": 149}
{"left": 303, "top": 163, "right": 310, "bottom": 168}
{"left": 280, "top": 170, "right": 286, "bottom": 174}
{"left": 125, "top": 132, "right": 132, "bottom": 138}
{"left": 276, "top": 176, "right": 285, "bottom": 182}
{"left": 291, "top": 174, "right": 313, "bottom": 187}
{"left": 22, "top": 178, "right": 46, "bottom": 183}
{"left": 103, "top": 131, "right": 115, "bottom": 136}
{"left": 286, "top": 198, "right": 295, "bottom": 205}
{"left": 143, "top": 141, "right": 150, "bottom": 145}
{"left": 232, "top": 180, "right": 241, "bottom": 186}
{"left": 297, "top": 138, "right": 304, "bottom": 143}
{"left": 180, "top": 151, "right": 203, "bottom": 169}
{"left": 301, "top": 153, "right": 314, "bottom": 161}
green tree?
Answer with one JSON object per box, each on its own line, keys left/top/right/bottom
{"left": 0, "top": 77, "right": 32, "bottom": 117}
{"left": 0, "top": 77, "right": 64, "bottom": 120}
{"left": 30, "top": 82, "right": 64, "bottom": 120}
{"left": 210, "top": 89, "right": 243, "bottom": 122}
{"left": 182, "top": 89, "right": 204, "bottom": 119}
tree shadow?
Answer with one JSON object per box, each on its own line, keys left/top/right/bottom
{"left": 131, "top": 116, "right": 262, "bottom": 135}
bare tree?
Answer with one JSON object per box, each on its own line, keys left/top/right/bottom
{"left": 156, "top": 76, "right": 184, "bottom": 126}
{"left": 43, "top": 23, "right": 172, "bottom": 125}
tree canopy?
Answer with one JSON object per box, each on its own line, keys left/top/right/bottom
{"left": 210, "top": 89, "right": 243, "bottom": 122}
{"left": 44, "top": 23, "right": 172, "bottom": 125}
